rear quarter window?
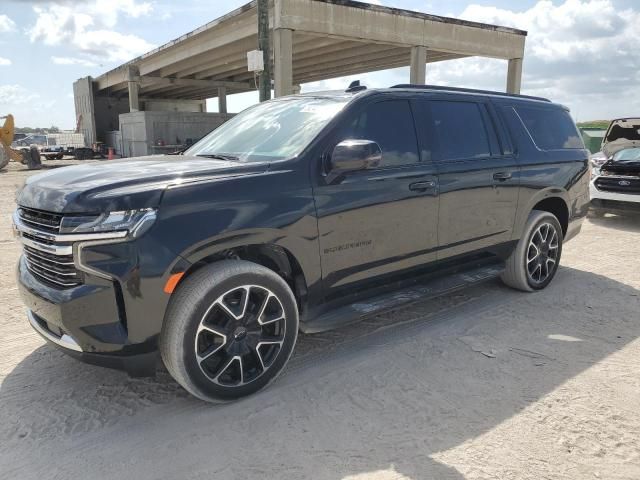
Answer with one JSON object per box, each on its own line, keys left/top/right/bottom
{"left": 514, "top": 105, "right": 584, "bottom": 150}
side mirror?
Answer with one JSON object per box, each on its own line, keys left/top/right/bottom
{"left": 329, "top": 140, "right": 382, "bottom": 180}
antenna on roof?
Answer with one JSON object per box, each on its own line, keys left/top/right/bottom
{"left": 346, "top": 80, "right": 367, "bottom": 93}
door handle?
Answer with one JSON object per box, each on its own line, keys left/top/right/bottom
{"left": 493, "top": 172, "right": 512, "bottom": 181}
{"left": 409, "top": 180, "right": 436, "bottom": 192}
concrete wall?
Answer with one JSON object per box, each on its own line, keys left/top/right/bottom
{"left": 73, "top": 77, "right": 96, "bottom": 146}
{"left": 119, "top": 111, "right": 234, "bottom": 157}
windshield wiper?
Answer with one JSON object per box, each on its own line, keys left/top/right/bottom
{"left": 196, "top": 153, "right": 239, "bottom": 161}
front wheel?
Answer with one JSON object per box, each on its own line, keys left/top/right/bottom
{"left": 160, "top": 260, "right": 299, "bottom": 402}
{"left": 501, "top": 210, "right": 564, "bottom": 292}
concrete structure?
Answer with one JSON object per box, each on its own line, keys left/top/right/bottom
{"left": 118, "top": 111, "right": 233, "bottom": 157}
{"left": 74, "top": 0, "right": 527, "bottom": 154}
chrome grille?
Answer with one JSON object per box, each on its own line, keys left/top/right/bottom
{"left": 595, "top": 176, "right": 640, "bottom": 194}
{"left": 17, "top": 207, "right": 63, "bottom": 233}
{"left": 14, "top": 207, "right": 83, "bottom": 289}
{"left": 23, "top": 245, "right": 83, "bottom": 288}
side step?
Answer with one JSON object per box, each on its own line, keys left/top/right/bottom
{"left": 301, "top": 261, "right": 505, "bottom": 333}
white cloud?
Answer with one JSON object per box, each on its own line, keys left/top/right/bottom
{"left": 28, "top": 0, "right": 155, "bottom": 63}
{"left": 52, "top": 56, "right": 98, "bottom": 67}
{"left": 0, "top": 85, "right": 40, "bottom": 105}
{"left": 0, "top": 57, "right": 11, "bottom": 66}
{"left": 0, "top": 14, "right": 16, "bottom": 33}
{"left": 433, "top": 0, "right": 640, "bottom": 119}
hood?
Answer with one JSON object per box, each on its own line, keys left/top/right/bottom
{"left": 17, "top": 155, "right": 268, "bottom": 213}
{"left": 601, "top": 148, "right": 640, "bottom": 176}
{"left": 602, "top": 118, "right": 640, "bottom": 157}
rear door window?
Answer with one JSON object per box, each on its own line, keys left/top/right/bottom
{"left": 514, "top": 106, "right": 584, "bottom": 150}
{"left": 429, "top": 101, "right": 494, "bottom": 161}
{"left": 346, "top": 100, "right": 420, "bottom": 168}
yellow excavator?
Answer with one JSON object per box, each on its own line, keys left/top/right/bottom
{"left": 0, "top": 114, "right": 41, "bottom": 170}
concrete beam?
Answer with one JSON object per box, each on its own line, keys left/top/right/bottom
{"left": 274, "top": 28, "right": 293, "bottom": 97}
{"left": 158, "top": 36, "right": 257, "bottom": 78}
{"left": 410, "top": 46, "right": 427, "bottom": 84}
{"left": 274, "top": 0, "right": 526, "bottom": 60}
{"left": 192, "top": 38, "right": 354, "bottom": 81}
{"left": 506, "top": 57, "right": 523, "bottom": 94}
{"left": 140, "top": 76, "right": 250, "bottom": 90}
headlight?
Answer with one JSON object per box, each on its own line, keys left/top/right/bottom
{"left": 590, "top": 151, "right": 608, "bottom": 167}
{"left": 59, "top": 209, "right": 157, "bottom": 237}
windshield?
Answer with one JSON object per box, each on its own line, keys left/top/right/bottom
{"left": 185, "top": 97, "right": 350, "bottom": 162}
{"left": 613, "top": 148, "right": 640, "bottom": 161}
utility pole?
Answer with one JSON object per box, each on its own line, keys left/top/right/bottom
{"left": 257, "top": 0, "right": 271, "bottom": 102}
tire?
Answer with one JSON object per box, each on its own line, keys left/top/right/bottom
{"left": 501, "top": 210, "right": 564, "bottom": 292}
{"left": 160, "top": 260, "right": 299, "bottom": 402}
{"left": 27, "top": 146, "right": 42, "bottom": 170}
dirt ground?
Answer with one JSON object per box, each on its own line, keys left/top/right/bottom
{"left": 1, "top": 160, "right": 639, "bottom": 479}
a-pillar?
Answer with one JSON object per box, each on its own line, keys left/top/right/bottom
{"left": 409, "top": 46, "right": 427, "bottom": 85}
{"left": 218, "top": 86, "right": 227, "bottom": 114}
{"left": 127, "top": 66, "right": 141, "bottom": 112}
{"left": 274, "top": 28, "right": 293, "bottom": 97}
{"left": 506, "top": 58, "right": 523, "bottom": 94}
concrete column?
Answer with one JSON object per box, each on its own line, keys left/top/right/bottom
{"left": 410, "top": 46, "right": 427, "bottom": 85}
{"left": 274, "top": 28, "right": 293, "bottom": 97}
{"left": 506, "top": 58, "right": 523, "bottom": 94}
{"left": 126, "top": 66, "right": 141, "bottom": 112}
{"left": 127, "top": 82, "right": 140, "bottom": 112}
{"left": 218, "top": 87, "right": 227, "bottom": 114}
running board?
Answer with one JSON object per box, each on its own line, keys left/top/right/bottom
{"left": 301, "top": 261, "right": 505, "bottom": 333}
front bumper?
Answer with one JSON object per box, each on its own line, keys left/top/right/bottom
{"left": 590, "top": 178, "right": 640, "bottom": 213}
{"left": 17, "top": 256, "right": 160, "bottom": 376}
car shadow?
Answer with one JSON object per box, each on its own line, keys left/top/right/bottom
{"left": 1, "top": 266, "right": 639, "bottom": 479}
{"left": 588, "top": 211, "right": 640, "bottom": 233}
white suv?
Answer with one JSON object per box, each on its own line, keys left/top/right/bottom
{"left": 590, "top": 118, "right": 640, "bottom": 216}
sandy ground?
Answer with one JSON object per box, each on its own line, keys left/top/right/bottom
{"left": 1, "top": 159, "right": 639, "bottom": 479}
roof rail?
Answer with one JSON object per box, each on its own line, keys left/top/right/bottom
{"left": 390, "top": 84, "right": 551, "bottom": 102}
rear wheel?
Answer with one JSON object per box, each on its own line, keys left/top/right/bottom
{"left": 501, "top": 210, "right": 563, "bottom": 292}
{"left": 160, "top": 260, "right": 299, "bottom": 402}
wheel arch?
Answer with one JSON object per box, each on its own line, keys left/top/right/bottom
{"left": 515, "top": 189, "right": 570, "bottom": 239}
{"left": 531, "top": 196, "right": 569, "bottom": 235}
{"left": 177, "top": 243, "right": 310, "bottom": 316}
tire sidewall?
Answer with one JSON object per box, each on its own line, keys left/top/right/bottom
{"left": 170, "top": 265, "right": 298, "bottom": 401}
{"left": 523, "top": 212, "right": 564, "bottom": 290}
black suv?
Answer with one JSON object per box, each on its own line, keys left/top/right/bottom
{"left": 13, "top": 85, "right": 590, "bottom": 402}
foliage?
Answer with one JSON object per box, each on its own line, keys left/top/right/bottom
{"left": 577, "top": 120, "right": 610, "bottom": 130}
{"left": 15, "top": 126, "right": 60, "bottom": 134}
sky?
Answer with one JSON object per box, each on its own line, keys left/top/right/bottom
{"left": 0, "top": 0, "right": 638, "bottom": 129}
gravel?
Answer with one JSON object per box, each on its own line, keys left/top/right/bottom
{"left": 1, "top": 160, "right": 639, "bottom": 479}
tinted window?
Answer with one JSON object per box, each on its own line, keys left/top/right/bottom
{"left": 346, "top": 100, "right": 419, "bottom": 167}
{"left": 430, "top": 101, "right": 492, "bottom": 160}
{"left": 515, "top": 106, "right": 584, "bottom": 150}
